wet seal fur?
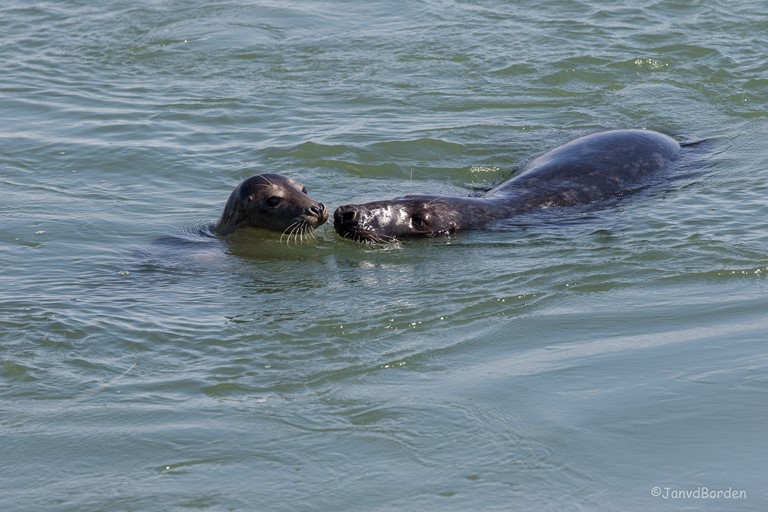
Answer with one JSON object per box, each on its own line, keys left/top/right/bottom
{"left": 214, "top": 174, "right": 328, "bottom": 238}
{"left": 334, "top": 129, "right": 682, "bottom": 243}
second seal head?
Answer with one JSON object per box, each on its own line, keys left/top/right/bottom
{"left": 214, "top": 174, "right": 328, "bottom": 237}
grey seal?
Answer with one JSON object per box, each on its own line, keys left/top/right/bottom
{"left": 334, "top": 129, "right": 681, "bottom": 243}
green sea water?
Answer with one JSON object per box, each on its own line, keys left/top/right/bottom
{"left": 2, "top": 1, "right": 767, "bottom": 510}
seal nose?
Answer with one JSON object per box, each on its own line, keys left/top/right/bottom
{"left": 334, "top": 205, "right": 360, "bottom": 227}
{"left": 307, "top": 202, "right": 328, "bottom": 222}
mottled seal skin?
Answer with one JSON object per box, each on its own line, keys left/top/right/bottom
{"left": 334, "top": 129, "right": 681, "bottom": 243}
{"left": 214, "top": 174, "right": 328, "bottom": 237}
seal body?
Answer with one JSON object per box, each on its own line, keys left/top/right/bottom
{"left": 334, "top": 129, "right": 681, "bottom": 243}
{"left": 214, "top": 174, "right": 328, "bottom": 236}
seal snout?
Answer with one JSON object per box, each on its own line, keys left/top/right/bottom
{"left": 333, "top": 204, "right": 370, "bottom": 240}
{"left": 333, "top": 204, "right": 396, "bottom": 243}
{"left": 333, "top": 205, "right": 363, "bottom": 228}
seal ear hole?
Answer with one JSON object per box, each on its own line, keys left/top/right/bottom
{"left": 266, "top": 196, "right": 282, "bottom": 208}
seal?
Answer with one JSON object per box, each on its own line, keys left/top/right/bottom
{"left": 334, "top": 129, "right": 681, "bottom": 243}
{"left": 214, "top": 173, "right": 328, "bottom": 237}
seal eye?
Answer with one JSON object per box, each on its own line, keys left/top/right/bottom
{"left": 266, "top": 196, "right": 282, "bottom": 208}
{"left": 301, "top": 187, "right": 308, "bottom": 195}
{"left": 411, "top": 215, "right": 427, "bottom": 229}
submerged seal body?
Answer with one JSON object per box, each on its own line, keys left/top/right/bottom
{"left": 214, "top": 173, "right": 328, "bottom": 237}
{"left": 334, "top": 129, "right": 681, "bottom": 243}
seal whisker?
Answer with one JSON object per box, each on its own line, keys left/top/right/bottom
{"left": 292, "top": 221, "right": 305, "bottom": 245}
{"left": 304, "top": 221, "right": 319, "bottom": 243}
{"left": 302, "top": 220, "right": 314, "bottom": 237}
{"left": 298, "top": 221, "right": 311, "bottom": 245}
{"left": 279, "top": 223, "right": 292, "bottom": 244}
{"left": 281, "top": 220, "right": 302, "bottom": 245}
{"left": 280, "top": 219, "right": 319, "bottom": 246}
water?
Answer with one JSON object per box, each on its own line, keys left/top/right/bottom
{"left": 2, "top": 1, "right": 767, "bottom": 510}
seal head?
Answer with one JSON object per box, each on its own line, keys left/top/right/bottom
{"left": 214, "top": 174, "right": 328, "bottom": 237}
{"left": 334, "top": 195, "right": 492, "bottom": 243}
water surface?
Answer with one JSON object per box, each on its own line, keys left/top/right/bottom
{"left": 2, "top": 1, "right": 767, "bottom": 510}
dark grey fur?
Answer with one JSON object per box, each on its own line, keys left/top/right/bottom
{"left": 334, "top": 129, "right": 681, "bottom": 243}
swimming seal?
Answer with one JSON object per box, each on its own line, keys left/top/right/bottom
{"left": 214, "top": 173, "right": 328, "bottom": 237}
{"left": 334, "top": 129, "right": 681, "bottom": 243}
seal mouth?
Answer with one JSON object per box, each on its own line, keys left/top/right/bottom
{"left": 279, "top": 203, "right": 328, "bottom": 244}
